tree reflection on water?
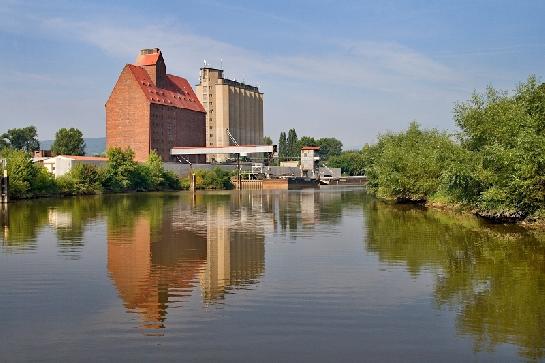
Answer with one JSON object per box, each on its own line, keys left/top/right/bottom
{"left": 365, "top": 201, "right": 545, "bottom": 361}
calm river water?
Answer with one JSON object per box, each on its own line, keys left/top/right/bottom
{"left": 1, "top": 188, "right": 544, "bottom": 362}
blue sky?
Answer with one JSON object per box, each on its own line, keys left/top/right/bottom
{"left": 1, "top": 0, "right": 544, "bottom": 148}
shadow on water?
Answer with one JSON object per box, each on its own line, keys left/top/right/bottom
{"left": 364, "top": 200, "right": 545, "bottom": 361}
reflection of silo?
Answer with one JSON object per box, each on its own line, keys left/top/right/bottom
{"left": 200, "top": 199, "right": 266, "bottom": 302}
{"left": 229, "top": 230, "right": 265, "bottom": 285}
{"left": 107, "top": 213, "right": 207, "bottom": 331}
{"left": 201, "top": 203, "right": 231, "bottom": 301}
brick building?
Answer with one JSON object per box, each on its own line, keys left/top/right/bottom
{"left": 106, "top": 48, "right": 206, "bottom": 162}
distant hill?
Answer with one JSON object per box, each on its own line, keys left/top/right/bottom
{"left": 40, "top": 137, "right": 106, "bottom": 156}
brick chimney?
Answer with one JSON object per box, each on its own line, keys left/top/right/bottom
{"left": 135, "top": 48, "right": 167, "bottom": 88}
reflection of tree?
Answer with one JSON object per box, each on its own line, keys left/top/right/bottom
{"left": 365, "top": 201, "right": 545, "bottom": 360}
{"left": 52, "top": 197, "right": 103, "bottom": 259}
{"left": 0, "top": 201, "right": 49, "bottom": 251}
{"left": 1, "top": 197, "right": 104, "bottom": 254}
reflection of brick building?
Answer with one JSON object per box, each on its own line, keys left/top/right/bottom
{"left": 106, "top": 48, "right": 206, "bottom": 161}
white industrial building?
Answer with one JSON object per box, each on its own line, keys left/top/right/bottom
{"left": 43, "top": 155, "right": 107, "bottom": 177}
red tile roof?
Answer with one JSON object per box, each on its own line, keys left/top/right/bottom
{"left": 301, "top": 146, "right": 321, "bottom": 150}
{"left": 127, "top": 65, "right": 205, "bottom": 113}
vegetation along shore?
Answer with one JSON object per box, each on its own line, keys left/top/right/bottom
{"left": 2, "top": 75, "right": 545, "bottom": 227}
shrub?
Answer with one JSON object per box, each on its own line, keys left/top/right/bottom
{"left": 57, "top": 163, "right": 102, "bottom": 195}
{"left": 194, "top": 167, "right": 233, "bottom": 190}
{"left": 0, "top": 148, "right": 56, "bottom": 199}
{"left": 364, "top": 122, "right": 463, "bottom": 203}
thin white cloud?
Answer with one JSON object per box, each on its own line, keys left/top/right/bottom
{"left": 1, "top": 10, "right": 474, "bottom": 145}
{"left": 41, "top": 17, "right": 462, "bottom": 95}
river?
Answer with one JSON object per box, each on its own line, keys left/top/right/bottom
{"left": 1, "top": 188, "right": 544, "bottom": 362}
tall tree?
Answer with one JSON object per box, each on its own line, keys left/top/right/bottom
{"left": 278, "top": 132, "right": 287, "bottom": 159}
{"left": 286, "top": 128, "right": 298, "bottom": 158}
{"left": 1, "top": 126, "right": 40, "bottom": 152}
{"left": 298, "top": 136, "right": 318, "bottom": 148}
{"left": 317, "top": 137, "right": 343, "bottom": 160}
{"left": 263, "top": 136, "right": 273, "bottom": 145}
{"left": 51, "top": 128, "right": 86, "bottom": 156}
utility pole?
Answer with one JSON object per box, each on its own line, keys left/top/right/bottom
{"left": 1, "top": 159, "right": 8, "bottom": 204}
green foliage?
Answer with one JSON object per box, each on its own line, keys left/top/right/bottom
{"left": 298, "top": 136, "right": 318, "bottom": 148}
{"left": 0, "top": 148, "right": 56, "bottom": 199}
{"left": 328, "top": 151, "right": 366, "bottom": 176}
{"left": 1, "top": 126, "right": 40, "bottom": 152}
{"left": 278, "top": 132, "right": 287, "bottom": 159}
{"left": 57, "top": 163, "right": 102, "bottom": 195}
{"left": 363, "top": 76, "right": 545, "bottom": 221}
{"left": 101, "top": 148, "right": 182, "bottom": 193}
{"left": 1, "top": 146, "right": 184, "bottom": 200}
{"left": 194, "top": 167, "right": 233, "bottom": 190}
{"left": 51, "top": 128, "right": 86, "bottom": 156}
{"left": 101, "top": 147, "right": 139, "bottom": 192}
{"left": 315, "top": 137, "right": 343, "bottom": 160}
{"left": 364, "top": 122, "right": 462, "bottom": 202}
{"left": 263, "top": 136, "right": 273, "bottom": 145}
{"left": 449, "top": 76, "right": 545, "bottom": 219}
{"left": 286, "top": 128, "right": 298, "bottom": 158}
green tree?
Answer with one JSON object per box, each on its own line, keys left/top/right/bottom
{"left": 263, "top": 136, "right": 273, "bottom": 145}
{"left": 1, "top": 126, "right": 40, "bottom": 152}
{"left": 365, "top": 122, "right": 462, "bottom": 202}
{"left": 278, "top": 132, "right": 287, "bottom": 159}
{"left": 317, "top": 137, "right": 343, "bottom": 160}
{"left": 286, "top": 128, "right": 298, "bottom": 158}
{"left": 298, "top": 136, "right": 318, "bottom": 148}
{"left": 328, "top": 151, "right": 366, "bottom": 176}
{"left": 449, "top": 76, "right": 545, "bottom": 219}
{"left": 194, "top": 167, "right": 233, "bottom": 189}
{"left": 101, "top": 147, "right": 138, "bottom": 192}
{"left": 51, "top": 128, "right": 85, "bottom": 156}
{"left": 57, "top": 163, "right": 102, "bottom": 195}
{"left": 0, "top": 148, "right": 56, "bottom": 199}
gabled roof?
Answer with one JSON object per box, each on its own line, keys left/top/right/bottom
{"left": 127, "top": 65, "right": 205, "bottom": 113}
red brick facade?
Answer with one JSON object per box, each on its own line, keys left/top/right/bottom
{"left": 106, "top": 49, "right": 205, "bottom": 162}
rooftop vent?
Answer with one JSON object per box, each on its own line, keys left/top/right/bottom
{"left": 140, "top": 48, "right": 160, "bottom": 55}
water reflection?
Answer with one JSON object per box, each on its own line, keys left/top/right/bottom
{"left": 3, "top": 190, "right": 544, "bottom": 360}
{"left": 365, "top": 201, "right": 545, "bottom": 360}
{"left": 106, "top": 193, "right": 267, "bottom": 331}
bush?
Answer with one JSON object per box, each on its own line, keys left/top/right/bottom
{"left": 364, "top": 122, "right": 463, "bottom": 203}
{"left": 57, "top": 163, "right": 102, "bottom": 195}
{"left": 194, "top": 167, "right": 233, "bottom": 190}
{"left": 328, "top": 151, "right": 366, "bottom": 176}
{"left": 0, "top": 148, "right": 56, "bottom": 199}
{"left": 101, "top": 147, "right": 138, "bottom": 192}
{"left": 450, "top": 76, "right": 545, "bottom": 219}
